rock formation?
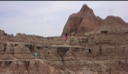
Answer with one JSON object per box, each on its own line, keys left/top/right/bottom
{"left": 62, "top": 4, "right": 128, "bottom": 36}
{"left": 100, "top": 16, "right": 128, "bottom": 33}
{"left": 0, "top": 4, "right": 128, "bottom": 74}
{"left": 62, "top": 4, "right": 103, "bottom": 36}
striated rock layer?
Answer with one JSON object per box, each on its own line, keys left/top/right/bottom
{"left": 0, "top": 4, "right": 128, "bottom": 74}
{"left": 62, "top": 4, "right": 128, "bottom": 36}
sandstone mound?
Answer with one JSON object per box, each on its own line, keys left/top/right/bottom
{"left": 14, "top": 45, "right": 34, "bottom": 59}
{"left": 100, "top": 16, "right": 128, "bottom": 33}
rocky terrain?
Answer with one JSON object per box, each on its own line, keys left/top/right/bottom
{"left": 62, "top": 4, "right": 128, "bottom": 36}
{"left": 0, "top": 4, "right": 128, "bottom": 74}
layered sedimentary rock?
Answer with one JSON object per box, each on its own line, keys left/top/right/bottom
{"left": 0, "top": 30, "right": 13, "bottom": 42}
{"left": 62, "top": 4, "right": 128, "bottom": 36}
{"left": 0, "top": 4, "right": 128, "bottom": 74}
{"left": 0, "top": 39, "right": 128, "bottom": 74}
{"left": 100, "top": 16, "right": 128, "bottom": 33}
{"left": 62, "top": 4, "right": 103, "bottom": 36}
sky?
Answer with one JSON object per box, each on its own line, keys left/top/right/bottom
{"left": 0, "top": 1, "right": 128, "bottom": 37}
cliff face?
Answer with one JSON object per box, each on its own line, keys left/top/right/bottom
{"left": 62, "top": 4, "right": 128, "bottom": 36}
{"left": 0, "top": 37, "right": 128, "bottom": 74}
{"left": 0, "top": 4, "right": 128, "bottom": 74}
{"left": 62, "top": 4, "right": 103, "bottom": 36}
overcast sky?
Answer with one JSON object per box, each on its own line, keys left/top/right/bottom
{"left": 0, "top": 1, "right": 128, "bottom": 37}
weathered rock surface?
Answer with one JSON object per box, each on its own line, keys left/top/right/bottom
{"left": 0, "top": 4, "right": 128, "bottom": 74}
{"left": 100, "top": 16, "right": 128, "bottom": 33}
{"left": 62, "top": 4, "right": 128, "bottom": 36}
{"left": 14, "top": 45, "right": 34, "bottom": 59}
{"left": 0, "top": 37, "right": 128, "bottom": 74}
{"left": 62, "top": 4, "right": 103, "bottom": 36}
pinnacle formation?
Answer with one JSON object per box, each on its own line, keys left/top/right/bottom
{"left": 62, "top": 4, "right": 128, "bottom": 36}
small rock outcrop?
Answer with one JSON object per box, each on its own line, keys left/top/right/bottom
{"left": 0, "top": 30, "right": 6, "bottom": 36}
